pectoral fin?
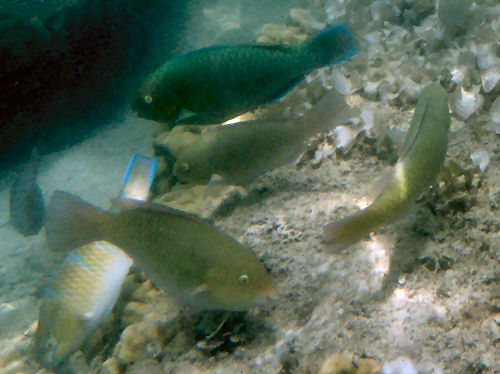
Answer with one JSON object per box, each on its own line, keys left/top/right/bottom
{"left": 176, "top": 110, "right": 233, "bottom": 125}
{"left": 187, "top": 284, "right": 208, "bottom": 302}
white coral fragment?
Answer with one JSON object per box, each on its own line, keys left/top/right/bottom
{"left": 329, "top": 68, "right": 354, "bottom": 95}
{"left": 490, "top": 97, "right": 500, "bottom": 125}
{"left": 472, "top": 43, "right": 499, "bottom": 71}
{"left": 481, "top": 64, "right": 500, "bottom": 93}
{"left": 334, "top": 125, "right": 357, "bottom": 150}
{"left": 470, "top": 150, "right": 490, "bottom": 172}
{"left": 382, "top": 356, "right": 417, "bottom": 374}
{"left": 449, "top": 86, "right": 483, "bottom": 120}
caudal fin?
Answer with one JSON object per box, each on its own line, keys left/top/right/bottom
{"left": 299, "top": 89, "right": 360, "bottom": 136}
{"left": 45, "top": 191, "right": 104, "bottom": 252}
{"left": 306, "top": 24, "right": 359, "bottom": 67}
{"left": 323, "top": 210, "right": 374, "bottom": 252}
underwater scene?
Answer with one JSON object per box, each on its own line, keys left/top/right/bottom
{"left": 0, "top": 0, "right": 498, "bottom": 373}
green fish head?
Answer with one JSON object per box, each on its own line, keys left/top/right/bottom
{"left": 132, "top": 83, "right": 180, "bottom": 124}
{"left": 198, "top": 254, "right": 278, "bottom": 311}
{"left": 173, "top": 157, "right": 213, "bottom": 184}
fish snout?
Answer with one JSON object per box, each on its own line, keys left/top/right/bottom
{"left": 258, "top": 284, "right": 279, "bottom": 306}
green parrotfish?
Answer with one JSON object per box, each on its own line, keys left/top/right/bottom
{"left": 172, "top": 90, "right": 357, "bottom": 185}
{"left": 324, "top": 82, "right": 450, "bottom": 250}
{"left": 44, "top": 191, "right": 277, "bottom": 311}
{"left": 34, "top": 241, "right": 132, "bottom": 369}
{"left": 133, "top": 24, "right": 358, "bottom": 125}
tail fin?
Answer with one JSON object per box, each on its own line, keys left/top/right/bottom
{"left": 45, "top": 191, "right": 105, "bottom": 252}
{"left": 323, "top": 210, "right": 375, "bottom": 252}
{"left": 298, "top": 89, "right": 360, "bottom": 136}
{"left": 305, "top": 24, "right": 359, "bottom": 67}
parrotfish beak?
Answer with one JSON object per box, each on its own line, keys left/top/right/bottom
{"left": 258, "top": 284, "right": 279, "bottom": 306}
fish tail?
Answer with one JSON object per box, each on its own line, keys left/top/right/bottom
{"left": 323, "top": 210, "right": 377, "bottom": 251}
{"left": 298, "top": 89, "right": 359, "bottom": 135}
{"left": 45, "top": 191, "right": 105, "bottom": 252}
{"left": 305, "top": 24, "right": 359, "bottom": 67}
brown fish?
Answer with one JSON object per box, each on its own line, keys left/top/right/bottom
{"left": 44, "top": 191, "right": 277, "bottom": 311}
{"left": 172, "top": 90, "right": 357, "bottom": 185}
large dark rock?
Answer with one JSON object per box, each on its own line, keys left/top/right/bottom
{"left": 0, "top": 0, "right": 187, "bottom": 167}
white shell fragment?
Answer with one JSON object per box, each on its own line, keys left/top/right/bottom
{"left": 360, "top": 104, "right": 375, "bottom": 133}
{"left": 382, "top": 356, "right": 418, "bottom": 374}
{"left": 330, "top": 68, "right": 354, "bottom": 95}
{"left": 472, "top": 43, "right": 499, "bottom": 71}
{"left": 470, "top": 150, "right": 490, "bottom": 172}
{"left": 490, "top": 96, "right": 500, "bottom": 125}
{"left": 481, "top": 64, "right": 500, "bottom": 93}
{"left": 334, "top": 125, "right": 357, "bottom": 150}
{"left": 449, "top": 86, "right": 483, "bottom": 120}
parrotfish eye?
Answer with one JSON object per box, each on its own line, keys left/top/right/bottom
{"left": 144, "top": 95, "right": 153, "bottom": 104}
{"left": 238, "top": 274, "right": 250, "bottom": 285}
{"left": 179, "top": 162, "right": 190, "bottom": 172}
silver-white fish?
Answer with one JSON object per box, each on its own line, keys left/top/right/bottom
{"left": 34, "top": 241, "right": 132, "bottom": 368}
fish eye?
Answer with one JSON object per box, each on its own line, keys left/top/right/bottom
{"left": 144, "top": 95, "right": 153, "bottom": 104}
{"left": 179, "top": 162, "right": 190, "bottom": 172}
{"left": 238, "top": 274, "right": 249, "bottom": 285}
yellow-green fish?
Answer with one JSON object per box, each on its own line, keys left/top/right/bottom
{"left": 44, "top": 191, "right": 277, "bottom": 311}
{"left": 324, "top": 82, "right": 450, "bottom": 250}
{"left": 34, "top": 241, "right": 133, "bottom": 368}
{"left": 172, "top": 90, "right": 357, "bottom": 185}
{"left": 133, "top": 24, "right": 358, "bottom": 125}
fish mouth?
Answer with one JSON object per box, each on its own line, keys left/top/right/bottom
{"left": 257, "top": 285, "right": 279, "bottom": 306}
